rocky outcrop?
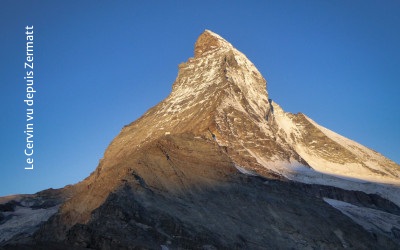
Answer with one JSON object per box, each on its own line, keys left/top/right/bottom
{"left": 194, "top": 29, "right": 233, "bottom": 57}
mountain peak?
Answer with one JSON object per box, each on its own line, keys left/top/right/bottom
{"left": 194, "top": 30, "right": 233, "bottom": 57}
{"left": 171, "top": 29, "right": 269, "bottom": 128}
{"left": 4, "top": 29, "right": 400, "bottom": 249}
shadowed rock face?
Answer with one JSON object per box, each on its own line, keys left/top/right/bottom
{"left": 2, "top": 30, "right": 400, "bottom": 249}
{"left": 62, "top": 176, "right": 399, "bottom": 249}
{"left": 4, "top": 133, "right": 399, "bottom": 249}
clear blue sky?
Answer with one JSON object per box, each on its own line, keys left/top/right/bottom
{"left": 1, "top": 0, "right": 399, "bottom": 196}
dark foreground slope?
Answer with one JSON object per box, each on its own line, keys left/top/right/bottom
{"left": 2, "top": 133, "right": 400, "bottom": 249}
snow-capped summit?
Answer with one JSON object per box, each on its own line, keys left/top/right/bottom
{"left": 194, "top": 29, "right": 234, "bottom": 57}
{"left": 172, "top": 30, "right": 400, "bottom": 203}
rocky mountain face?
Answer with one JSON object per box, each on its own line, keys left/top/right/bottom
{"left": 1, "top": 30, "right": 400, "bottom": 249}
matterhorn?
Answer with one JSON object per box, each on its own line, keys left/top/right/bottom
{"left": 1, "top": 30, "right": 400, "bottom": 249}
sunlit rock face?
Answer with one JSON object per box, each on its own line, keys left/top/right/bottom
{"left": 2, "top": 30, "right": 400, "bottom": 249}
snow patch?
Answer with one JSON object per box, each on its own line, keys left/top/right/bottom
{"left": 160, "top": 245, "right": 169, "bottom": 250}
{"left": 271, "top": 102, "right": 301, "bottom": 142}
{"left": 324, "top": 198, "right": 400, "bottom": 240}
{"left": 243, "top": 145, "right": 400, "bottom": 207}
{"left": 234, "top": 164, "right": 258, "bottom": 176}
{"left": 0, "top": 205, "right": 59, "bottom": 243}
{"left": 267, "top": 102, "right": 400, "bottom": 206}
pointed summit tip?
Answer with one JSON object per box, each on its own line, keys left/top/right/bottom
{"left": 194, "top": 30, "right": 233, "bottom": 57}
